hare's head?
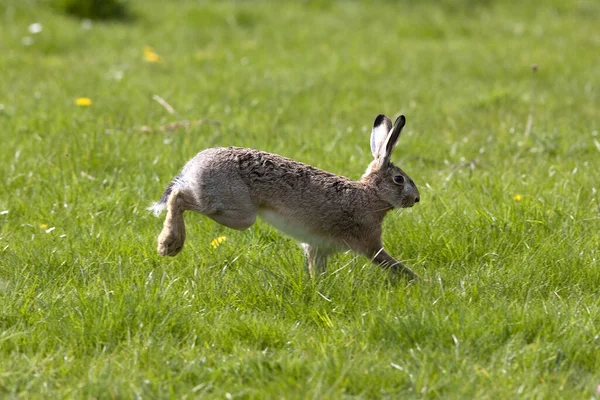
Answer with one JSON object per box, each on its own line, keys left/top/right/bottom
{"left": 362, "top": 114, "right": 420, "bottom": 208}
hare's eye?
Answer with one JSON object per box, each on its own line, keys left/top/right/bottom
{"left": 393, "top": 175, "right": 405, "bottom": 185}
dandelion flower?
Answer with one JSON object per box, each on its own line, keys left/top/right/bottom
{"left": 144, "top": 46, "right": 161, "bottom": 63}
{"left": 513, "top": 194, "right": 522, "bottom": 201}
{"left": 28, "top": 23, "right": 43, "bottom": 34}
{"left": 210, "top": 236, "right": 227, "bottom": 249}
{"left": 39, "top": 224, "right": 55, "bottom": 233}
{"left": 75, "top": 97, "right": 92, "bottom": 106}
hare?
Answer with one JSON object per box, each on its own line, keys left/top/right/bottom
{"left": 150, "top": 114, "right": 421, "bottom": 280}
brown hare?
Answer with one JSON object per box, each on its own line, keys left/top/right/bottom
{"left": 150, "top": 114, "right": 420, "bottom": 280}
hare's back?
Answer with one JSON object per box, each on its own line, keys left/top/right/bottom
{"left": 185, "top": 147, "right": 362, "bottom": 200}
{"left": 184, "top": 147, "right": 374, "bottom": 245}
{"left": 231, "top": 147, "right": 365, "bottom": 200}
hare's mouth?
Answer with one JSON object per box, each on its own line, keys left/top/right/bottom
{"left": 400, "top": 200, "right": 416, "bottom": 208}
{"left": 400, "top": 195, "right": 420, "bottom": 208}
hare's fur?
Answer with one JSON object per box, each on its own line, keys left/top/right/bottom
{"left": 151, "top": 114, "right": 420, "bottom": 280}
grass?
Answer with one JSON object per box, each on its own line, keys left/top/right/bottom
{"left": 1, "top": 0, "right": 599, "bottom": 398}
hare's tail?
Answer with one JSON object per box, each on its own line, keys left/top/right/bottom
{"left": 148, "top": 175, "right": 184, "bottom": 216}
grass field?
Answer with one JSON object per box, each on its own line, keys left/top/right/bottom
{"left": 1, "top": 0, "right": 599, "bottom": 398}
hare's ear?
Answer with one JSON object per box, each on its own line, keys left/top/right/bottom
{"left": 380, "top": 115, "right": 406, "bottom": 166}
{"left": 370, "top": 114, "right": 393, "bottom": 159}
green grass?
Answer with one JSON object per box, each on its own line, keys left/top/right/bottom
{"left": 1, "top": 0, "right": 600, "bottom": 398}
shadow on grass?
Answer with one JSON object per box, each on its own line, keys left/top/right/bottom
{"left": 51, "top": 0, "right": 135, "bottom": 22}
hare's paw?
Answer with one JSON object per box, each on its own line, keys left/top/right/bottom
{"left": 390, "top": 263, "right": 421, "bottom": 282}
{"left": 157, "top": 227, "right": 185, "bottom": 256}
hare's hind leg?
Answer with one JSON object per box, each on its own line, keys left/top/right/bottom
{"left": 207, "top": 206, "right": 256, "bottom": 231}
{"left": 205, "top": 200, "right": 257, "bottom": 231}
{"left": 301, "top": 244, "right": 330, "bottom": 279}
{"left": 203, "top": 182, "right": 257, "bottom": 231}
{"left": 158, "top": 189, "right": 195, "bottom": 256}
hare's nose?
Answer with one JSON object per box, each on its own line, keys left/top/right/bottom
{"left": 414, "top": 197, "right": 420, "bottom": 203}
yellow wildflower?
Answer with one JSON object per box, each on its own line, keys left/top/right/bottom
{"left": 144, "top": 46, "right": 160, "bottom": 63}
{"left": 75, "top": 97, "right": 92, "bottom": 106}
{"left": 40, "top": 224, "right": 48, "bottom": 229}
{"left": 210, "top": 236, "right": 227, "bottom": 248}
{"left": 513, "top": 194, "right": 522, "bottom": 201}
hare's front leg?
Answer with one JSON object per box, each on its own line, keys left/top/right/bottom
{"left": 301, "top": 244, "right": 329, "bottom": 279}
{"left": 372, "top": 249, "right": 420, "bottom": 281}
{"left": 157, "top": 189, "right": 192, "bottom": 256}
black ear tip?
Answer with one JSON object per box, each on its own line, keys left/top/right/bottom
{"left": 392, "top": 115, "right": 406, "bottom": 129}
{"left": 374, "top": 114, "right": 387, "bottom": 127}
